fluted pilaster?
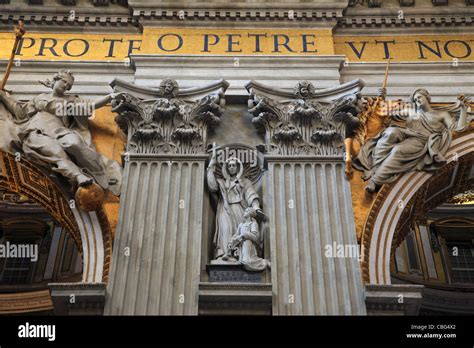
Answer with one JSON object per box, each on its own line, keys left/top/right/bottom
{"left": 105, "top": 155, "right": 206, "bottom": 315}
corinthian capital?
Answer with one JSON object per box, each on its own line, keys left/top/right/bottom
{"left": 246, "top": 79, "right": 364, "bottom": 156}
{"left": 110, "top": 78, "right": 229, "bottom": 155}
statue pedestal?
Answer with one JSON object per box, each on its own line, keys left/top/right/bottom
{"left": 207, "top": 263, "right": 264, "bottom": 283}
{"left": 198, "top": 282, "right": 272, "bottom": 315}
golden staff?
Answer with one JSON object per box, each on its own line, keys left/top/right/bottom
{"left": 376, "top": 58, "right": 391, "bottom": 117}
{"left": 382, "top": 58, "right": 391, "bottom": 91}
{"left": 1, "top": 20, "right": 26, "bottom": 91}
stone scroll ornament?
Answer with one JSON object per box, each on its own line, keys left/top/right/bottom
{"left": 0, "top": 69, "right": 123, "bottom": 211}
{"left": 246, "top": 80, "right": 364, "bottom": 157}
{"left": 110, "top": 78, "right": 229, "bottom": 155}
{"left": 347, "top": 88, "right": 472, "bottom": 193}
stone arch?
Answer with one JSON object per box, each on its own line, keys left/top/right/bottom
{"left": 360, "top": 129, "right": 474, "bottom": 285}
{"left": 0, "top": 151, "right": 112, "bottom": 283}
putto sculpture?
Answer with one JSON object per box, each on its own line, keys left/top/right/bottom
{"left": 0, "top": 69, "right": 123, "bottom": 209}
{"left": 227, "top": 207, "right": 269, "bottom": 271}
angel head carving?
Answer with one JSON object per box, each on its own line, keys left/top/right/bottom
{"left": 159, "top": 78, "right": 179, "bottom": 99}
{"left": 294, "top": 81, "right": 316, "bottom": 100}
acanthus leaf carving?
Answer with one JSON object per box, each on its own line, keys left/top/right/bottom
{"left": 111, "top": 78, "right": 228, "bottom": 155}
{"left": 246, "top": 80, "right": 364, "bottom": 156}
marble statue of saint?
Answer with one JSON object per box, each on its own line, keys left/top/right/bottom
{"left": 207, "top": 146, "right": 262, "bottom": 261}
{"left": 227, "top": 207, "right": 269, "bottom": 271}
{"left": 0, "top": 69, "right": 122, "bottom": 195}
{"left": 354, "top": 88, "right": 470, "bottom": 192}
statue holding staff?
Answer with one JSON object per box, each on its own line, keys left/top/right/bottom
{"left": 0, "top": 69, "right": 124, "bottom": 196}
{"left": 353, "top": 88, "right": 471, "bottom": 193}
{"left": 0, "top": 21, "right": 123, "bottom": 202}
{"left": 342, "top": 60, "right": 472, "bottom": 193}
{"left": 207, "top": 143, "right": 263, "bottom": 261}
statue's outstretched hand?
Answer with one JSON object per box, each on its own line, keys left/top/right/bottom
{"left": 458, "top": 95, "right": 471, "bottom": 109}
{"left": 0, "top": 90, "right": 10, "bottom": 100}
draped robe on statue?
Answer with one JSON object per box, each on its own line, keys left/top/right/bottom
{"left": 0, "top": 94, "right": 121, "bottom": 195}
{"left": 207, "top": 173, "right": 260, "bottom": 260}
{"left": 0, "top": 102, "right": 22, "bottom": 153}
{"left": 353, "top": 109, "right": 453, "bottom": 186}
{"left": 235, "top": 219, "right": 268, "bottom": 271}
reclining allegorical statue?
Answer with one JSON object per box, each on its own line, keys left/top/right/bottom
{"left": 0, "top": 69, "right": 123, "bottom": 200}
{"left": 345, "top": 87, "right": 471, "bottom": 193}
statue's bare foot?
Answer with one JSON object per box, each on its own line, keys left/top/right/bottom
{"left": 77, "top": 174, "right": 93, "bottom": 187}
{"left": 221, "top": 255, "right": 229, "bottom": 261}
{"left": 345, "top": 160, "right": 354, "bottom": 180}
{"left": 345, "top": 168, "right": 354, "bottom": 180}
{"left": 365, "top": 180, "right": 377, "bottom": 194}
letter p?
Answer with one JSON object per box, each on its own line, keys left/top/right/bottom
{"left": 202, "top": 34, "right": 220, "bottom": 52}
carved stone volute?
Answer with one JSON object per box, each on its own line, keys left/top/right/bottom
{"left": 111, "top": 78, "right": 229, "bottom": 155}
{"left": 246, "top": 79, "right": 364, "bottom": 156}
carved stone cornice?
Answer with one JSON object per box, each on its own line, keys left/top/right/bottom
{"left": 0, "top": 1, "right": 134, "bottom": 30}
{"left": 2, "top": 0, "right": 474, "bottom": 31}
{"left": 129, "top": 0, "right": 348, "bottom": 27}
{"left": 49, "top": 282, "right": 106, "bottom": 315}
{"left": 348, "top": 0, "right": 473, "bottom": 7}
{"left": 0, "top": 0, "right": 346, "bottom": 30}
{"left": 339, "top": 6, "right": 474, "bottom": 29}
{"left": 246, "top": 79, "right": 364, "bottom": 156}
{"left": 365, "top": 284, "right": 423, "bottom": 315}
{"left": 111, "top": 78, "right": 228, "bottom": 155}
